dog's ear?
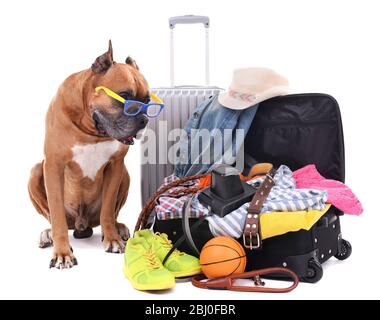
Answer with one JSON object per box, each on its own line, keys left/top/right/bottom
{"left": 91, "top": 40, "right": 114, "bottom": 74}
{"left": 125, "top": 56, "right": 139, "bottom": 70}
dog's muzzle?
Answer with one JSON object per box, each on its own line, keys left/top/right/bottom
{"left": 92, "top": 109, "right": 148, "bottom": 145}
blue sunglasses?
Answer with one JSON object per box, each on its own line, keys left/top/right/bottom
{"left": 95, "top": 86, "right": 165, "bottom": 118}
{"left": 123, "top": 100, "right": 165, "bottom": 118}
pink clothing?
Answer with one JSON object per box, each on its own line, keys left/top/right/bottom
{"left": 293, "top": 165, "right": 363, "bottom": 215}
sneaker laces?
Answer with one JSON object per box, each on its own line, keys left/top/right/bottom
{"left": 143, "top": 248, "right": 161, "bottom": 269}
{"left": 155, "top": 232, "right": 184, "bottom": 256}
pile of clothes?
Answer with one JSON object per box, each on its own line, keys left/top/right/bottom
{"left": 154, "top": 164, "right": 362, "bottom": 239}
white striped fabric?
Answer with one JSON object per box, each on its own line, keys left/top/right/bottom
{"left": 205, "top": 165, "right": 327, "bottom": 238}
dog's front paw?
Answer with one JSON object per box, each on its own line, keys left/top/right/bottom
{"left": 103, "top": 234, "right": 125, "bottom": 254}
{"left": 50, "top": 246, "right": 78, "bottom": 270}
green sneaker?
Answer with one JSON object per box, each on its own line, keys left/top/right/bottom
{"left": 135, "top": 230, "right": 201, "bottom": 278}
{"left": 123, "top": 237, "right": 175, "bottom": 291}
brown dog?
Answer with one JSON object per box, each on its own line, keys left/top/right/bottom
{"left": 28, "top": 41, "right": 149, "bottom": 269}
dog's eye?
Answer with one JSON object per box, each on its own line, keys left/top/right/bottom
{"left": 142, "top": 95, "right": 150, "bottom": 104}
{"left": 133, "top": 95, "right": 150, "bottom": 104}
{"left": 138, "top": 94, "right": 150, "bottom": 104}
{"left": 119, "top": 90, "right": 134, "bottom": 100}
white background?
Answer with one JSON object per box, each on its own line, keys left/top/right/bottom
{"left": 0, "top": 0, "right": 379, "bottom": 300}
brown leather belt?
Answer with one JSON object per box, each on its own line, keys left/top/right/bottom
{"left": 192, "top": 267, "right": 299, "bottom": 293}
{"left": 243, "top": 168, "right": 276, "bottom": 250}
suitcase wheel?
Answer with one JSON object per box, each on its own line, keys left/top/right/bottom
{"left": 334, "top": 239, "right": 352, "bottom": 261}
{"left": 302, "top": 259, "right": 323, "bottom": 283}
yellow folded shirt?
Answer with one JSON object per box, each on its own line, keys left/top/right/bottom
{"left": 260, "top": 204, "right": 331, "bottom": 240}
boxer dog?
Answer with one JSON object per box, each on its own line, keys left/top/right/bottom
{"left": 28, "top": 41, "right": 149, "bottom": 269}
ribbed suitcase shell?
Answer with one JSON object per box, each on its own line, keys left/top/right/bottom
{"left": 141, "top": 15, "right": 221, "bottom": 205}
{"left": 141, "top": 87, "right": 222, "bottom": 205}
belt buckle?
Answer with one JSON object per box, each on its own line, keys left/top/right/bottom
{"left": 243, "top": 231, "right": 261, "bottom": 250}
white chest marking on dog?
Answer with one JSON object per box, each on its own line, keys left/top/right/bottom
{"left": 72, "top": 141, "right": 121, "bottom": 181}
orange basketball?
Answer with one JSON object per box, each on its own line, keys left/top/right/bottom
{"left": 200, "top": 236, "right": 247, "bottom": 279}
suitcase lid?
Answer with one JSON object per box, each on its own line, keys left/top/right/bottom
{"left": 244, "top": 93, "right": 345, "bottom": 182}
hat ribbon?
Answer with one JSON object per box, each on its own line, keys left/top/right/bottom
{"left": 228, "top": 88, "right": 257, "bottom": 102}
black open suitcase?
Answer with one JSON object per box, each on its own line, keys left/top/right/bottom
{"left": 153, "top": 93, "right": 352, "bottom": 283}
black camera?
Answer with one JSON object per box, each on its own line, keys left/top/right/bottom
{"left": 198, "top": 165, "right": 258, "bottom": 217}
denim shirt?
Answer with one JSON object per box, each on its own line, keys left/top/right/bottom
{"left": 174, "top": 94, "right": 258, "bottom": 178}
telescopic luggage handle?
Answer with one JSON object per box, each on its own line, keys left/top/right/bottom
{"left": 169, "top": 15, "right": 210, "bottom": 87}
{"left": 169, "top": 15, "right": 210, "bottom": 28}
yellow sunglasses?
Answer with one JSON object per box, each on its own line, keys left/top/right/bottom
{"left": 95, "top": 86, "right": 163, "bottom": 104}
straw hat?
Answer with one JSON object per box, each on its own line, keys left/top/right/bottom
{"left": 218, "top": 67, "right": 289, "bottom": 110}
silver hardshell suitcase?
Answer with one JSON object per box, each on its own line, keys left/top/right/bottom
{"left": 141, "top": 15, "right": 222, "bottom": 205}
